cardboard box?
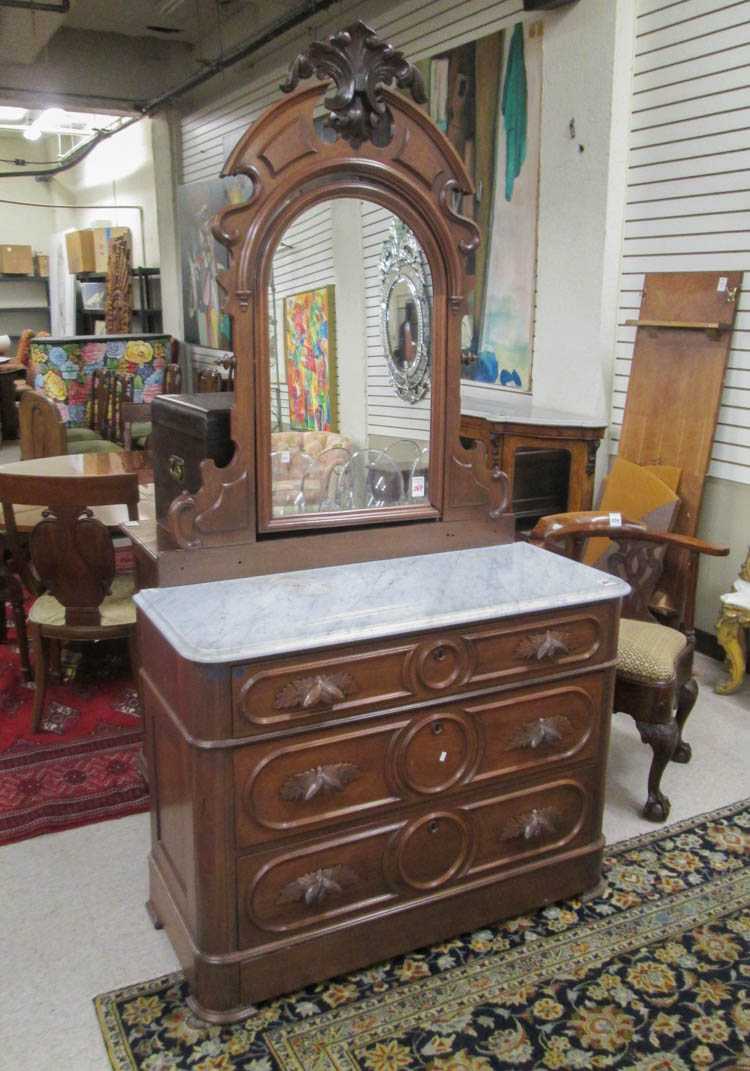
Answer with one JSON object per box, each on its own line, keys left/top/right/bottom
{"left": 65, "top": 229, "right": 96, "bottom": 274}
{"left": 34, "top": 253, "right": 49, "bottom": 277}
{"left": 92, "top": 226, "right": 131, "bottom": 272}
{"left": 0, "top": 244, "right": 33, "bottom": 275}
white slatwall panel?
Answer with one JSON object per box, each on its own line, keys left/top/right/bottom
{"left": 361, "top": 203, "right": 431, "bottom": 441}
{"left": 179, "top": 0, "right": 525, "bottom": 183}
{"left": 269, "top": 203, "right": 335, "bottom": 426}
{"left": 611, "top": 0, "right": 750, "bottom": 484}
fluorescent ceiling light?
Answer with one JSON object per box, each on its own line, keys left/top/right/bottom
{"left": 0, "top": 106, "right": 27, "bottom": 122}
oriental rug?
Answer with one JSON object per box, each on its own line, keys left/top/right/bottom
{"left": 95, "top": 800, "right": 750, "bottom": 1071}
{"left": 0, "top": 628, "right": 148, "bottom": 845}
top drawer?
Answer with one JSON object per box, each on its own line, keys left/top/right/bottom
{"left": 232, "top": 603, "right": 617, "bottom": 736}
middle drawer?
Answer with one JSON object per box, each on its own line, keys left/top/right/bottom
{"left": 233, "top": 671, "right": 608, "bottom": 847}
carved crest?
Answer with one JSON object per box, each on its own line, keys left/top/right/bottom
{"left": 281, "top": 20, "right": 427, "bottom": 148}
{"left": 274, "top": 671, "right": 357, "bottom": 711}
{"left": 280, "top": 763, "right": 362, "bottom": 802}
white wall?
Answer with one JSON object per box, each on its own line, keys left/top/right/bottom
{"left": 51, "top": 120, "right": 159, "bottom": 268}
{"left": 0, "top": 133, "right": 56, "bottom": 253}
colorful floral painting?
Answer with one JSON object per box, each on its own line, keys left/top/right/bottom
{"left": 283, "top": 286, "right": 337, "bottom": 432}
{"left": 28, "top": 335, "right": 171, "bottom": 427}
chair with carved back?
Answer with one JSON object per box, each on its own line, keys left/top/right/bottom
{"left": 195, "top": 366, "right": 223, "bottom": 393}
{"left": 530, "top": 511, "right": 729, "bottom": 821}
{"left": 119, "top": 362, "right": 183, "bottom": 451}
{"left": 0, "top": 470, "right": 140, "bottom": 731}
{"left": 19, "top": 389, "right": 122, "bottom": 460}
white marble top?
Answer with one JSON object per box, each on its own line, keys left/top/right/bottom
{"left": 460, "top": 388, "right": 607, "bottom": 429}
{"left": 134, "top": 542, "right": 629, "bottom": 665}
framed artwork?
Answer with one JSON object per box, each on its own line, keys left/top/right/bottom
{"left": 283, "top": 285, "right": 338, "bottom": 432}
{"left": 177, "top": 174, "right": 252, "bottom": 351}
{"left": 420, "top": 23, "right": 543, "bottom": 393}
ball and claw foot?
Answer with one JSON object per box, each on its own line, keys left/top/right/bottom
{"left": 643, "top": 791, "right": 671, "bottom": 823}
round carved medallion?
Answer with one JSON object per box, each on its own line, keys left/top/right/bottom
{"left": 405, "top": 636, "right": 475, "bottom": 692}
{"left": 387, "top": 811, "right": 474, "bottom": 891}
{"left": 390, "top": 709, "right": 481, "bottom": 796}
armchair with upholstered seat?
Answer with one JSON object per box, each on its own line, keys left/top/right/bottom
{"left": 531, "top": 511, "right": 729, "bottom": 822}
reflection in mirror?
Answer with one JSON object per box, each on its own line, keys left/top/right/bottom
{"left": 267, "top": 198, "right": 433, "bottom": 519}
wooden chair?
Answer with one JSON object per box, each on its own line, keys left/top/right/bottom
{"left": 118, "top": 361, "right": 183, "bottom": 450}
{"left": 0, "top": 470, "right": 140, "bottom": 731}
{"left": 0, "top": 531, "right": 31, "bottom": 681}
{"left": 531, "top": 511, "right": 729, "bottom": 821}
{"left": 195, "top": 366, "right": 223, "bottom": 393}
{"left": 19, "top": 390, "right": 121, "bottom": 460}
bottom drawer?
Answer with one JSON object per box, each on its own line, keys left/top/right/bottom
{"left": 237, "top": 768, "right": 598, "bottom": 947}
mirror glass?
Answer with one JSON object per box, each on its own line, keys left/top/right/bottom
{"left": 267, "top": 198, "right": 433, "bottom": 520}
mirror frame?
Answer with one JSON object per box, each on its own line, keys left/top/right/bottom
{"left": 381, "top": 217, "right": 432, "bottom": 405}
{"left": 166, "top": 21, "right": 511, "bottom": 565}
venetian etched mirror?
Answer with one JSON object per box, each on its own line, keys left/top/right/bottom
{"left": 381, "top": 218, "right": 432, "bottom": 404}
{"left": 266, "top": 197, "right": 433, "bottom": 525}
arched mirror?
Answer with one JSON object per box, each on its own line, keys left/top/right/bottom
{"left": 165, "top": 20, "right": 511, "bottom": 567}
{"left": 262, "top": 197, "right": 436, "bottom": 530}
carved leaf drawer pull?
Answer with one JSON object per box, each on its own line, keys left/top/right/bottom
{"left": 515, "top": 630, "right": 570, "bottom": 662}
{"left": 501, "top": 807, "right": 559, "bottom": 843}
{"left": 280, "top": 865, "right": 358, "bottom": 907}
{"left": 280, "top": 763, "right": 362, "bottom": 802}
{"left": 508, "top": 715, "right": 571, "bottom": 751}
{"left": 274, "top": 672, "right": 357, "bottom": 711}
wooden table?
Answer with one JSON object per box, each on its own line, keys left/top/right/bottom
{"left": 0, "top": 362, "right": 23, "bottom": 441}
{"left": 0, "top": 450, "right": 154, "bottom": 532}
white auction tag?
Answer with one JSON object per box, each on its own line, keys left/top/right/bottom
{"left": 439, "top": 751, "right": 447, "bottom": 763}
{"left": 717, "top": 276, "right": 728, "bottom": 293}
{"left": 411, "top": 475, "right": 426, "bottom": 498}
{"left": 281, "top": 451, "right": 291, "bottom": 464}
{"left": 608, "top": 511, "right": 622, "bottom": 527}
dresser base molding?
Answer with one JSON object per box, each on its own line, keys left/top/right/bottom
{"left": 146, "top": 831, "right": 603, "bottom": 1021}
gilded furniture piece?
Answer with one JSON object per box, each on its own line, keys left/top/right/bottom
{"left": 715, "top": 549, "right": 750, "bottom": 695}
{"left": 459, "top": 396, "right": 606, "bottom": 524}
{"left": 0, "top": 467, "right": 141, "bottom": 731}
{"left": 136, "top": 542, "right": 628, "bottom": 1021}
{"left": 531, "top": 512, "right": 729, "bottom": 821}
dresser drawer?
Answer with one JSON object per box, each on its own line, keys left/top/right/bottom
{"left": 234, "top": 672, "right": 609, "bottom": 847}
{"left": 237, "top": 771, "right": 596, "bottom": 945}
{"left": 232, "top": 603, "right": 616, "bottom": 735}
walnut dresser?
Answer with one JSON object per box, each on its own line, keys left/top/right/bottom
{"left": 135, "top": 542, "right": 628, "bottom": 1022}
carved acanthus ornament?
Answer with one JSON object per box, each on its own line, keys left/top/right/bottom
{"left": 508, "top": 715, "right": 571, "bottom": 751}
{"left": 281, "top": 20, "right": 427, "bottom": 148}
{"left": 501, "top": 807, "right": 559, "bottom": 843}
{"left": 515, "top": 630, "right": 571, "bottom": 662}
{"left": 280, "top": 763, "right": 362, "bottom": 802}
{"left": 280, "top": 865, "right": 358, "bottom": 907}
{"left": 274, "top": 672, "right": 357, "bottom": 711}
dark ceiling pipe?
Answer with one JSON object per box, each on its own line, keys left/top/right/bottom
{"left": 0, "top": 0, "right": 69, "bottom": 11}
{"left": 0, "top": 0, "right": 341, "bottom": 179}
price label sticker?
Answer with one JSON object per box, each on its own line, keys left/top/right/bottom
{"left": 122, "top": 520, "right": 140, "bottom": 528}
{"left": 717, "top": 276, "right": 728, "bottom": 293}
{"left": 410, "top": 475, "right": 426, "bottom": 498}
{"left": 608, "top": 511, "right": 622, "bottom": 527}
{"left": 281, "top": 451, "right": 291, "bottom": 464}
{"left": 439, "top": 751, "right": 448, "bottom": 764}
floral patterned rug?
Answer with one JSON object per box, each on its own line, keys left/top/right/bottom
{"left": 0, "top": 629, "right": 148, "bottom": 845}
{"left": 95, "top": 800, "right": 750, "bottom": 1070}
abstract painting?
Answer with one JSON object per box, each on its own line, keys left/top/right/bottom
{"left": 283, "top": 285, "right": 338, "bottom": 432}
{"left": 466, "top": 21, "right": 543, "bottom": 392}
{"left": 177, "top": 174, "right": 252, "bottom": 351}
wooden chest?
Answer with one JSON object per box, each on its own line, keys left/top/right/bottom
{"left": 136, "top": 543, "right": 626, "bottom": 1022}
{"left": 151, "top": 392, "right": 234, "bottom": 522}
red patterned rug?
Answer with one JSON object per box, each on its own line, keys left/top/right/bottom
{"left": 0, "top": 621, "right": 148, "bottom": 845}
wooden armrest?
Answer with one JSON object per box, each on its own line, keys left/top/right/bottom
{"left": 530, "top": 512, "right": 644, "bottom": 543}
